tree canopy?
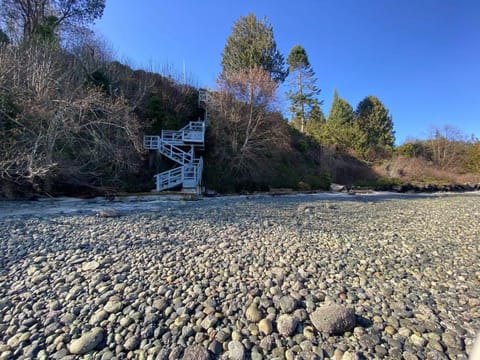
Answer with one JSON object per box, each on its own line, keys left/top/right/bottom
{"left": 221, "top": 13, "right": 287, "bottom": 83}
{"left": 1, "top": 0, "right": 105, "bottom": 42}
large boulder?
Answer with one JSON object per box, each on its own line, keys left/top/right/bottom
{"left": 310, "top": 305, "right": 356, "bottom": 335}
{"left": 330, "top": 183, "right": 347, "bottom": 192}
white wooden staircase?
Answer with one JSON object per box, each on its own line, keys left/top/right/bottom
{"left": 144, "top": 91, "right": 208, "bottom": 193}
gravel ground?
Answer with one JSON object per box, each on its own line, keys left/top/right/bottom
{"left": 0, "top": 193, "right": 479, "bottom": 359}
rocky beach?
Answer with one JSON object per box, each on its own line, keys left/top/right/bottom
{"left": 0, "top": 192, "right": 479, "bottom": 359}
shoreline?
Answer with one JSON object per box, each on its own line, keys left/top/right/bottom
{"left": 0, "top": 190, "right": 479, "bottom": 219}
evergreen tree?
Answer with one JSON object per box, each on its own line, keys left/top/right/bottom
{"left": 304, "top": 100, "right": 325, "bottom": 138}
{"left": 318, "top": 89, "right": 360, "bottom": 151}
{"left": 466, "top": 140, "right": 480, "bottom": 173}
{"left": 354, "top": 95, "right": 395, "bottom": 157}
{"left": 308, "top": 101, "right": 325, "bottom": 124}
{"left": 286, "top": 44, "right": 321, "bottom": 133}
{"left": 327, "top": 89, "right": 354, "bottom": 125}
{"left": 221, "top": 13, "right": 287, "bottom": 83}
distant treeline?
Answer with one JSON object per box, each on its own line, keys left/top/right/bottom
{"left": 0, "top": 5, "right": 478, "bottom": 198}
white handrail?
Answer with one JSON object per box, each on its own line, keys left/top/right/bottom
{"left": 158, "top": 143, "right": 193, "bottom": 165}
{"left": 146, "top": 91, "right": 207, "bottom": 193}
{"left": 153, "top": 159, "right": 202, "bottom": 191}
{"left": 180, "top": 121, "right": 205, "bottom": 143}
{"left": 181, "top": 121, "right": 204, "bottom": 131}
{"left": 144, "top": 136, "right": 160, "bottom": 149}
{"left": 156, "top": 122, "right": 205, "bottom": 145}
{"left": 155, "top": 166, "right": 183, "bottom": 191}
{"left": 198, "top": 89, "right": 209, "bottom": 105}
{"left": 182, "top": 157, "right": 203, "bottom": 188}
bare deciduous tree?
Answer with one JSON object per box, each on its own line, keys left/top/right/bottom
{"left": 0, "top": 42, "right": 142, "bottom": 193}
{"left": 1, "top": 0, "right": 105, "bottom": 42}
{"left": 428, "top": 125, "right": 468, "bottom": 170}
{"left": 207, "top": 67, "right": 289, "bottom": 184}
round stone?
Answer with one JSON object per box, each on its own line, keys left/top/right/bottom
{"left": 384, "top": 325, "right": 396, "bottom": 335}
{"left": 124, "top": 335, "right": 140, "bottom": 351}
{"left": 7, "top": 332, "right": 30, "bottom": 348}
{"left": 258, "top": 318, "right": 273, "bottom": 335}
{"left": 82, "top": 261, "right": 100, "bottom": 271}
{"left": 278, "top": 295, "right": 296, "bottom": 313}
{"left": 89, "top": 310, "right": 109, "bottom": 325}
{"left": 104, "top": 300, "right": 123, "bottom": 313}
{"left": 228, "top": 340, "right": 245, "bottom": 360}
{"left": 310, "top": 305, "right": 356, "bottom": 335}
{"left": 246, "top": 303, "right": 262, "bottom": 322}
{"left": 200, "top": 314, "right": 217, "bottom": 329}
{"left": 68, "top": 327, "right": 105, "bottom": 355}
{"left": 182, "top": 345, "right": 210, "bottom": 360}
{"left": 277, "top": 314, "right": 298, "bottom": 337}
{"left": 410, "top": 334, "right": 427, "bottom": 347}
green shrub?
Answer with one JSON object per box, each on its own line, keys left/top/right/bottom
{"left": 296, "top": 181, "right": 311, "bottom": 191}
{"left": 395, "top": 142, "right": 426, "bottom": 158}
{"left": 354, "top": 177, "right": 401, "bottom": 190}
{"left": 317, "top": 171, "right": 332, "bottom": 190}
{"left": 297, "top": 140, "right": 308, "bottom": 153}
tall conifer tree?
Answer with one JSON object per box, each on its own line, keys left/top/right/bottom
{"left": 286, "top": 44, "right": 321, "bottom": 133}
{"left": 327, "top": 89, "right": 354, "bottom": 125}
{"left": 355, "top": 95, "right": 395, "bottom": 155}
{"left": 305, "top": 100, "right": 326, "bottom": 138}
{"left": 320, "top": 89, "right": 359, "bottom": 150}
{"left": 221, "top": 13, "right": 287, "bottom": 83}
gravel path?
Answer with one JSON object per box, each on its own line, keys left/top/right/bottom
{"left": 0, "top": 193, "right": 479, "bottom": 359}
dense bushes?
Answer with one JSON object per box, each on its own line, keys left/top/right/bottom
{"left": 0, "top": 41, "right": 203, "bottom": 198}
{"left": 375, "top": 155, "right": 480, "bottom": 186}
{"left": 394, "top": 126, "right": 480, "bottom": 176}
{"left": 0, "top": 43, "right": 143, "bottom": 195}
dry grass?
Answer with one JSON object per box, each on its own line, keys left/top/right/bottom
{"left": 374, "top": 155, "right": 480, "bottom": 185}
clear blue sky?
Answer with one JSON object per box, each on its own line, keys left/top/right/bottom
{"left": 95, "top": 0, "right": 480, "bottom": 144}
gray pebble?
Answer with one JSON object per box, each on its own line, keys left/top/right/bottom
{"left": 68, "top": 327, "right": 104, "bottom": 355}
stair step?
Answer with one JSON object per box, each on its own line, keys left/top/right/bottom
{"left": 145, "top": 93, "right": 207, "bottom": 194}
